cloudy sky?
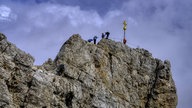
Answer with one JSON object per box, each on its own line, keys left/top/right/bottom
{"left": 0, "top": 0, "right": 191, "bottom": 107}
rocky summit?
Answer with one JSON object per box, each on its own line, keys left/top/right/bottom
{"left": 0, "top": 33, "right": 177, "bottom": 108}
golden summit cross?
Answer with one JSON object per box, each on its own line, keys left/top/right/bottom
{"left": 123, "top": 20, "right": 127, "bottom": 31}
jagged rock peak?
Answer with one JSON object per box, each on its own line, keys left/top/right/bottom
{"left": 0, "top": 33, "right": 177, "bottom": 108}
{"left": 0, "top": 33, "right": 7, "bottom": 41}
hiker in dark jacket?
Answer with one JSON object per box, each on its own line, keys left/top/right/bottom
{"left": 101, "top": 33, "right": 105, "bottom": 39}
{"left": 93, "top": 36, "right": 98, "bottom": 44}
{"left": 105, "top": 32, "right": 110, "bottom": 39}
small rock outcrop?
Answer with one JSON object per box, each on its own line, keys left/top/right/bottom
{"left": 0, "top": 33, "right": 177, "bottom": 108}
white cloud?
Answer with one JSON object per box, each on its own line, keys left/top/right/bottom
{"left": 106, "top": 10, "right": 122, "bottom": 18}
{"left": 0, "top": 5, "right": 17, "bottom": 21}
{"left": 128, "top": 17, "right": 138, "bottom": 26}
{"left": 26, "top": 4, "right": 103, "bottom": 28}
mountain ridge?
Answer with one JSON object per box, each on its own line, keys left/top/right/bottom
{"left": 0, "top": 33, "right": 177, "bottom": 108}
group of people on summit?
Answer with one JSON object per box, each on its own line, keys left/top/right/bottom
{"left": 88, "top": 20, "right": 128, "bottom": 45}
{"left": 88, "top": 32, "right": 110, "bottom": 44}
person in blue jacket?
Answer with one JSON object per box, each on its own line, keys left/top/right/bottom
{"left": 88, "top": 39, "right": 93, "bottom": 42}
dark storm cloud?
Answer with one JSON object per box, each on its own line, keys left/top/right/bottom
{"left": 51, "top": 0, "right": 127, "bottom": 15}
{"left": 7, "top": 0, "right": 127, "bottom": 15}
{"left": 123, "top": 0, "right": 192, "bottom": 32}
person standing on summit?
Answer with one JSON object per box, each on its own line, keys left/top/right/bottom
{"left": 101, "top": 33, "right": 105, "bottom": 39}
{"left": 93, "top": 36, "right": 98, "bottom": 44}
{"left": 105, "top": 32, "right": 110, "bottom": 39}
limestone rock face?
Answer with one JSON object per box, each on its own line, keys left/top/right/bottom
{"left": 0, "top": 33, "right": 177, "bottom": 108}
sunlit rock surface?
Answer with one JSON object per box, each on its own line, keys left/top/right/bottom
{"left": 0, "top": 33, "right": 177, "bottom": 108}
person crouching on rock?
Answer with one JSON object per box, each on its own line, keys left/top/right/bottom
{"left": 88, "top": 39, "right": 93, "bottom": 42}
